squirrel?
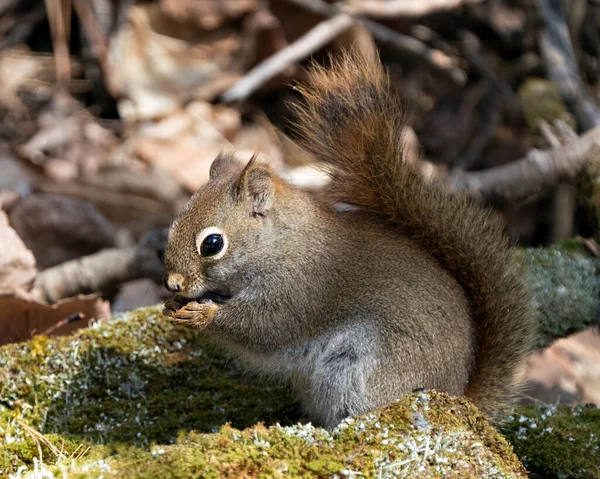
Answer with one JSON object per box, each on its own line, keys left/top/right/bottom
{"left": 162, "top": 46, "right": 537, "bottom": 429}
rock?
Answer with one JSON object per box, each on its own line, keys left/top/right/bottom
{"left": 9, "top": 193, "right": 117, "bottom": 270}
{"left": 0, "top": 306, "right": 525, "bottom": 478}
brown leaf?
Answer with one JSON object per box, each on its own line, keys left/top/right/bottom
{"left": 128, "top": 102, "right": 242, "bottom": 191}
{"left": 0, "top": 210, "right": 37, "bottom": 295}
{"left": 107, "top": 4, "right": 245, "bottom": 121}
{"left": 18, "top": 90, "right": 118, "bottom": 182}
{"left": 0, "top": 293, "right": 110, "bottom": 346}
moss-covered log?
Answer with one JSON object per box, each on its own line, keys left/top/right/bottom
{"left": 1, "top": 307, "right": 527, "bottom": 478}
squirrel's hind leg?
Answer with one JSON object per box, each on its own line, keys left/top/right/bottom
{"left": 289, "top": 324, "right": 378, "bottom": 430}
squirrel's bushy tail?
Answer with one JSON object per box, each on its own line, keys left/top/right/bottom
{"left": 292, "top": 47, "right": 536, "bottom": 416}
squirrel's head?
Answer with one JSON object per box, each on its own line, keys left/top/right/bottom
{"left": 163, "top": 152, "right": 297, "bottom": 300}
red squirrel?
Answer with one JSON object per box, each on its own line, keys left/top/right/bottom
{"left": 163, "top": 47, "right": 536, "bottom": 429}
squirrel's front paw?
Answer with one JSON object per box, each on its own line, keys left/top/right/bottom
{"left": 164, "top": 299, "right": 219, "bottom": 330}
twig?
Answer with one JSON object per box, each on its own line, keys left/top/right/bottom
{"left": 41, "top": 312, "right": 85, "bottom": 335}
{"left": 540, "top": 120, "right": 578, "bottom": 241}
{"left": 458, "top": 30, "right": 515, "bottom": 101}
{"left": 411, "top": 25, "right": 457, "bottom": 57}
{"left": 578, "top": 236, "right": 600, "bottom": 258}
{"left": 448, "top": 126, "right": 600, "bottom": 202}
{"left": 551, "top": 183, "right": 576, "bottom": 240}
{"left": 539, "top": 0, "right": 600, "bottom": 130}
{"left": 361, "top": 18, "right": 464, "bottom": 83}
{"left": 285, "top": 0, "right": 465, "bottom": 83}
{"left": 30, "top": 228, "right": 167, "bottom": 303}
{"left": 0, "top": 6, "right": 47, "bottom": 50}
{"left": 37, "top": 181, "right": 174, "bottom": 216}
{"left": 73, "top": 0, "right": 108, "bottom": 61}
{"left": 221, "top": 14, "right": 355, "bottom": 103}
{"left": 44, "top": 0, "right": 72, "bottom": 86}
{"left": 17, "top": 420, "right": 63, "bottom": 458}
{"left": 31, "top": 247, "right": 137, "bottom": 303}
{"left": 342, "top": 0, "right": 483, "bottom": 18}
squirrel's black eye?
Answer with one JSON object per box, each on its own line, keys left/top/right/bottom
{"left": 201, "top": 234, "right": 224, "bottom": 257}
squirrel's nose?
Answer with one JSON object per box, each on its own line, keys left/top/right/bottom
{"left": 164, "top": 274, "right": 183, "bottom": 293}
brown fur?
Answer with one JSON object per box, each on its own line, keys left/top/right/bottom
{"left": 291, "top": 48, "right": 537, "bottom": 416}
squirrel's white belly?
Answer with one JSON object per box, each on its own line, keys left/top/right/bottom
{"left": 220, "top": 321, "right": 378, "bottom": 428}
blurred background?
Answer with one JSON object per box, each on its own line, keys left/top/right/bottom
{"left": 0, "top": 0, "right": 599, "bottom": 407}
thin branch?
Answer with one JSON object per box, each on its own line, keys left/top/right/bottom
{"left": 360, "top": 17, "right": 465, "bottom": 83}
{"left": 44, "top": 0, "right": 72, "bottom": 86}
{"left": 539, "top": 0, "right": 600, "bottom": 130}
{"left": 221, "top": 13, "right": 354, "bottom": 103}
{"left": 37, "top": 181, "right": 174, "bottom": 216}
{"left": 448, "top": 126, "right": 600, "bottom": 202}
{"left": 31, "top": 247, "right": 137, "bottom": 303}
{"left": 343, "top": 0, "right": 483, "bottom": 18}
{"left": 73, "top": 0, "right": 108, "bottom": 60}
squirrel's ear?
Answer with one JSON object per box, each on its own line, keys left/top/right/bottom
{"left": 235, "top": 155, "right": 276, "bottom": 216}
{"left": 210, "top": 153, "right": 242, "bottom": 180}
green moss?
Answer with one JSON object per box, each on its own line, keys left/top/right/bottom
{"left": 0, "top": 307, "right": 525, "bottom": 477}
{"left": 553, "top": 239, "right": 587, "bottom": 254}
{"left": 0, "top": 307, "right": 299, "bottom": 474}
{"left": 501, "top": 403, "right": 600, "bottom": 478}
{"left": 518, "top": 78, "right": 576, "bottom": 133}
{"left": 519, "top": 247, "right": 600, "bottom": 349}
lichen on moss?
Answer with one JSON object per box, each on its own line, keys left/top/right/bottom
{"left": 502, "top": 403, "right": 600, "bottom": 478}
{"left": 1, "top": 307, "right": 526, "bottom": 478}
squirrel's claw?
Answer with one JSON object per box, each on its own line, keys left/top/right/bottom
{"left": 163, "top": 295, "right": 189, "bottom": 318}
{"left": 167, "top": 300, "right": 220, "bottom": 330}
{"left": 163, "top": 299, "right": 183, "bottom": 317}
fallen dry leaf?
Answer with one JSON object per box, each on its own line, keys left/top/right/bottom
{"left": 18, "top": 89, "right": 118, "bottom": 182}
{"left": 0, "top": 46, "right": 57, "bottom": 115}
{"left": 125, "top": 101, "right": 287, "bottom": 191}
{"left": 0, "top": 293, "right": 110, "bottom": 345}
{"left": 107, "top": 4, "right": 244, "bottom": 121}
{"left": 0, "top": 209, "right": 37, "bottom": 295}
{"left": 525, "top": 329, "right": 600, "bottom": 405}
